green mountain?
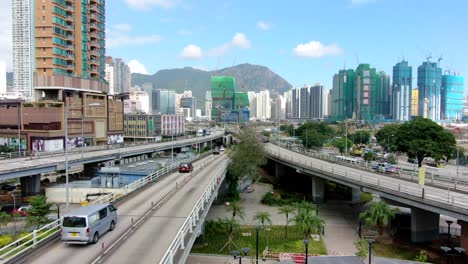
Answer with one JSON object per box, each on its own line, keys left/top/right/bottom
{"left": 131, "top": 63, "right": 292, "bottom": 101}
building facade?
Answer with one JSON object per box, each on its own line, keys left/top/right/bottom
{"left": 256, "top": 90, "right": 271, "bottom": 120}
{"left": 124, "top": 90, "right": 150, "bottom": 114}
{"left": 105, "top": 57, "right": 131, "bottom": 94}
{"left": 418, "top": 60, "right": 442, "bottom": 120}
{"left": 330, "top": 69, "right": 355, "bottom": 121}
{"left": 12, "top": 0, "right": 35, "bottom": 99}
{"left": 392, "top": 60, "right": 412, "bottom": 121}
{"left": 180, "top": 97, "right": 196, "bottom": 119}
{"left": 157, "top": 114, "right": 185, "bottom": 136}
{"left": 441, "top": 74, "right": 464, "bottom": 120}
{"left": 309, "top": 84, "right": 324, "bottom": 119}
{"left": 152, "top": 89, "right": 175, "bottom": 115}
{"left": 411, "top": 89, "right": 419, "bottom": 117}
{"left": 124, "top": 114, "right": 159, "bottom": 139}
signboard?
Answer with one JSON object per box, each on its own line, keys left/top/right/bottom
{"left": 0, "top": 137, "right": 26, "bottom": 150}
{"left": 108, "top": 134, "right": 124, "bottom": 144}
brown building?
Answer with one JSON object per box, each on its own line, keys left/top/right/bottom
{"left": 34, "top": 0, "right": 107, "bottom": 92}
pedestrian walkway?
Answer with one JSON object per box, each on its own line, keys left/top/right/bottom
{"left": 187, "top": 254, "right": 278, "bottom": 264}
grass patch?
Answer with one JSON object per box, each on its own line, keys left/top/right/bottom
{"left": 192, "top": 225, "right": 327, "bottom": 256}
{"left": 0, "top": 228, "right": 58, "bottom": 258}
{"left": 360, "top": 192, "right": 373, "bottom": 204}
{"left": 373, "top": 241, "right": 427, "bottom": 261}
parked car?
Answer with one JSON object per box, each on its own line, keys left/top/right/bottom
{"left": 178, "top": 162, "right": 193, "bottom": 173}
{"left": 213, "top": 147, "right": 220, "bottom": 155}
{"left": 384, "top": 164, "right": 400, "bottom": 174}
{"left": 219, "top": 146, "right": 225, "bottom": 152}
{"left": 0, "top": 184, "right": 16, "bottom": 191}
{"left": 12, "top": 205, "right": 31, "bottom": 216}
{"left": 61, "top": 203, "right": 117, "bottom": 244}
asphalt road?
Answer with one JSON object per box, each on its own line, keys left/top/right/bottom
{"left": 27, "top": 154, "right": 226, "bottom": 264}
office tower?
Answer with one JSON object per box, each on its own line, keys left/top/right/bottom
{"left": 331, "top": 69, "right": 355, "bottom": 121}
{"left": 309, "top": 84, "right": 324, "bottom": 119}
{"left": 152, "top": 89, "right": 175, "bottom": 114}
{"left": 12, "top": 0, "right": 35, "bottom": 99}
{"left": 376, "top": 71, "right": 391, "bottom": 117}
{"left": 441, "top": 73, "right": 464, "bottom": 120}
{"left": 180, "top": 97, "right": 196, "bottom": 118}
{"left": 299, "top": 85, "right": 310, "bottom": 119}
{"left": 418, "top": 60, "right": 442, "bottom": 120}
{"left": 392, "top": 60, "right": 412, "bottom": 121}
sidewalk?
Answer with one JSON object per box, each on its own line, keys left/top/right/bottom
{"left": 187, "top": 254, "right": 278, "bottom": 264}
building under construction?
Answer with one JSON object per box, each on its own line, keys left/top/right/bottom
{"left": 210, "top": 76, "right": 250, "bottom": 123}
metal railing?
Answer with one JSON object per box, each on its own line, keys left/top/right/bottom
{"left": 159, "top": 163, "right": 228, "bottom": 264}
{"left": 265, "top": 144, "right": 468, "bottom": 213}
{"left": 0, "top": 152, "right": 211, "bottom": 263}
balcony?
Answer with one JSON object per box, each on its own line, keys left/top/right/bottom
{"left": 89, "top": 22, "right": 98, "bottom": 30}
{"left": 89, "top": 13, "right": 98, "bottom": 22}
{"left": 89, "top": 4, "right": 99, "bottom": 13}
{"left": 89, "top": 40, "right": 99, "bottom": 47}
{"left": 65, "top": 45, "right": 74, "bottom": 51}
{"left": 89, "top": 31, "right": 99, "bottom": 38}
{"left": 89, "top": 49, "right": 99, "bottom": 56}
{"left": 64, "top": 15, "right": 73, "bottom": 23}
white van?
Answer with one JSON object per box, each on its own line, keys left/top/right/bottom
{"left": 61, "top": 203, "right": 117, "bottom": 245}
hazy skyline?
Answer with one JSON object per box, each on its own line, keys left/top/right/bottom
{"left": 1, "top": 0, "right": 467, "bottom": 90}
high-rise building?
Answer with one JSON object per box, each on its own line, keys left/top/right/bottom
{"left": 256, "top": 90, "right": 271, "bottom": 120}
{"left": 441, "top": 74, "right": 464, "bottom": 120}
{"left": 105, "top": 57, "right": 131, "bottom": 94}
{"left": 12, "top": 0, "right": 35, "bottom": 99}
{"left": 354, "top": 64, "right": 377, "bottom": 121}
{"left": 417, "top": 60, "right": 442, "bottom": 120}
{"left": 180, "top": 97, "right": 196, "bottom": 119}
{"left": 322, "top": 89, "right": 329, "bottom": 118}
{"left": 309, "top": 84, "right": 324, "bottom": 119}
{"left": 376, "top": 71, "right": 391, "bottom": 118}
{"left": 330, "top": 69, "right": 355, "bottom": 121}
{"left": 247, "top": 92, "right": 257, "bottom": 118}
{"left": 211, "top": 76, "right": 235, "bottom": 121}
{"left": 284, "top": 90, "right": 292, "bottom": 119}
{"left": 411, "top": 89, "right": 419, "bottom": 117}
{"left": 291, "top": 88, "right": 300, "bottom": 119}
{"left": 392, "top": 60, "right": 412, "bottom": 121}
{"left": 152, "top": 89, "right": 175, "bottom": 115}
{"left": 32, "top": 0, "right": 108, "bottom": 93}
{"left": 205, "top": 91, "right": 212, "bottom": 119}
{"left": 124, "top": 90, "right": 150, "bottom": 114}
{"left": 0, "top": 61, "right": 6, "bottom": 95}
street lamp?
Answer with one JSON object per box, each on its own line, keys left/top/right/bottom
{"left": 256, "top": 226, "right": 260, "bottom": 264}
{"left": 446, "top": 220, "right": 453, "bottom": 246}
{"left": 441, "top": 246, "right": 465, "bottom": 264}
{"left": 366, "top": 238, "right": 375, "bottom": 264}
{"left": 10, "top": 194, "right": 15, "bottom": 212}
{"left": 304, "top": 239, "right": 310, "bottom": 264}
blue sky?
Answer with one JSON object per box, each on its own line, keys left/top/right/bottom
{"left": 1, "top": 0, "right": 467, "bottom": 90}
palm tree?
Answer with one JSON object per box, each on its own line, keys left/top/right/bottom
{"left": 359, "top": 201, "right": 398, "bottom": 235}
{"left": 217, "top": 217, "right": 240, "bottom": 252}
{"left": 278, "top": 205, "right": 295, "bottom": 238}
{"left": 294, "top": 201, "right": 317, "bottom": 215}
{"left": 227, "top": 202, "right": 245, "bottom": 221}
{"left": 294, "top": 210, "right": 325, "bottom": 239}
{"left": 253, "top": 211, "right": 272, "bottom": 227}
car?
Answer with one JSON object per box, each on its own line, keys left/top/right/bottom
{"left": 0, "top": 184, "right": 16, "bottom": 192}
{"left": 407, "top": 157, "right": 417, "bottom": 164}
{"left": 12, "top": 205, "right": 31, "bottom": 216}
{"left": 219, "top": 146, "right": 225, "bottom": 152}
{"left": 384, "top": 164, "right": 400, "bottom": 174}
{"left": 178, "top": 162, "right": 193, "bottom": 173}
{"left": 213, "top": 147, "right": 220, "bottom": 155}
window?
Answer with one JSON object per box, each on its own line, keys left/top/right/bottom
{"left": 98, "top": 208, "right": 108, "bottom": 220}
{"left": 108, "top": 205, "right": 117, "bottom": 212}
{"left": 89, "top": 213, "right": 99, "bottom": 224}
{"left": 63, "top": 217, "right": 86, "bottom": 227}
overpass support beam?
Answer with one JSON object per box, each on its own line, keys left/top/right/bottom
{"left": 352, "top": 188, "right": 361, "bottom": 203}
{"left": 275, "top": 162, "right": 287, "bottom": 179}
{"left": 311, "top": 176, "right": 325, "bottom": 204}
{"left": 411, "top": 207, "right": 439, "bottom": 242}
{"left": 457, "top": 220, "right": 468, "bottom": 250}
{"left": 20, "top": 174, "right": 41, "bottom": 197}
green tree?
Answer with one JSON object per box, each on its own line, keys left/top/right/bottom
{"left": 227, "top": 202, "right": 245, "bottom": 221}
{"left": 278, "top": 205, "right": 295, "bottom": 238}
{"left": 363, "top": 152, "right": 375, "bottom": 162}
{"left": 355, "top": 239, "right": 368, "bottom": 260}
{"left": 375, "top": 123, "right": 401, "bottom": 152}
{"left": 294, "top": 201, "right": 317, "bottom": 215}
{"left": 351, "top": 130, "right": 371, "bottom": 145}
{"left": 25, "top": 195, "right": 54, "bottom": 229}
{"left": 0, "top": 207, "right": 12, "bottom": 228}
{"left": 359, "top": 201, "right": 398, "bottom": 235}
{"left": 297, "top": 122, "right": 335, "bottom": 149}
{"left": 294, "top": 210, "right": 325, "bottom": 239}
{"left": 253, "top": 211, "right": 272, "bottom": 228}
{"left": 332, "top": 137, "right": 353, "bottom": 155}
{"left": 414, "top": 250, "right": 428, "bottom": 262}
{"left": 215, "top": 217, "right": 240, "bottom": 252}
{"left": 394, "top": 117, "right": 456, "bottom": 167}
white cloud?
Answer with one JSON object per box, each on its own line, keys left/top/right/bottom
{"left": 293, "top": 41, "right": 343, "bottom": 58}
{"left": 125, "top": 0, "right": 178, "bottom": 10}
{"left": 232, "top": 33, "right": 251, "bottom": 49}
{"left": 180, "top": 44, "right": 203, "bottom": 59}
{"left": 0, "top": 2, "right": 12, "bottom": 71}
{"left": 128, "top": 60, "right": 149, "bottom": 74}
{"left": 208, "top": 33, "right": 251, "bottom": 57}
{"left": 257, "top": 21, "right": 271, "bottom": 31}
{"left": 113, "top": 23, "right": 132, "bottom": 32}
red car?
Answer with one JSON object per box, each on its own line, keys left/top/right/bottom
{"left": 178, "top": 162, "right": 193, "bottom": 173}
{"left": 12, "top": 205, "right": 31, "bottom": 216}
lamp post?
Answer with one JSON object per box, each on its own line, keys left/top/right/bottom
{"left": 256, "top": 226, "right": 260, "bottom": 264}
{"left": 446, "top": 220, "right": 453, "bottom": 246}
{"left": 10, "top": 194, "right": 15, "bottom": 212}
{"left": 81, "top": 103, "right": 100, "bottom": 159}
{"left": 231, "top": 250, "right": 241, "bottom": 264}
{"left": 304, "top": 239, "right": 310, "bottom": 264}
{"left": 17, "top": 103, "right": 21, "bottom": 157}
{"left": 64, "top": 104, "right": 70, "bottom": 214}
{"left": 366, "top": 238, "right": 375, "bottom": 264}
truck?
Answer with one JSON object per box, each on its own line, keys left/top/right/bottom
{"left": 196, "top": 129, "right": 204, "bottom": 137}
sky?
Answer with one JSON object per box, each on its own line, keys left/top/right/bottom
{"left": 1, "top": 0, "right": 468, "bottom": 90}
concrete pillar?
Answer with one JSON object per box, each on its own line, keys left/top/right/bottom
{"left": 20, "top": 174, "right": 41, "bottom": 197}
{"left": 312, "top": 176, "right": 325, "bottom": 204}
{"left": 275, "top": 162, "right": 287, "bottom": 179}
{"left": 411, "top": 207, "right": 440, "bottom": 242}
{"left": 83, "top": 162, "right": 101, "bottom": 179}
{"left": 457, "top": 220, "right": 468, "bottom": 250}
{"left": 352, "top": 188, "right": 361, "bottom": 203}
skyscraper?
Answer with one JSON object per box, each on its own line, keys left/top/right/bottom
{"left": 441, "top": 74, "right": 464, "bottom": 120}
{"left": 205, "top": 91, "right": 212, "bottom": 119}
{"left": 331, "top": 69, "right": 355, "bottom": 121}
{"left": 354, "top": 64, "right": 377, "bottom": 121}
{"left": 418, "top": 60, "right": 442, "bottom": 120}
{"left": 309, "top": 84, "right": 324, "bottom": 119}
{"left": 105, "top": 57, "right": 132, "bottom": 94}
{"left": 12, "top": 0, "right": 35, "bottom": 99}
{"left": 152, "top": 89, "right": 176, "bottom": 115}
{"left": 392, "top": 60, "right": 412, "bottom": 121}
{"left": 256, "top": 90, "right": 271, "bottom": 120}
{"left": 14, "top": 0, "right": 108, "bottom": 99}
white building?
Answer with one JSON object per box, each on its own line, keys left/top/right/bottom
{"left": 105, "top": 62, "right": 115, "bottom": 95}
{"left": 256, "top": 90, "right": 271, "bottom": 120}
{"left": 0, "top": 61, "right": 6, "bottom": 95}
{"left": 322, "top": 89, "right": 329, "bottom": 118}
{"left": 248, "top": 92, "right": 257, "bottom": 119}
{"left": 105, "top": 57, "right": 131, "bottom": 95}
{"left": 124, "top": 91, "right": 150, "bottom": 114}
{"left": 12, "top": 0, "right": 35, "bottom": 100}
{"left": 205, "top": 91, "right": 212, "bottom": 120}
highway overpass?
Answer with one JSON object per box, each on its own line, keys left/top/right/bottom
{"left": 264, "top": 143, "right": 468, "bottom": 244}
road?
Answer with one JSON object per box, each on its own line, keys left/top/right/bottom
{"left": 27, "top": 154, "right": 226, "bottom": 264}
{"left": 265, "top": 143, "right": 468, "bottom": 220}
{"left": 101, "top": 157, "right": 228, "bottom": 263}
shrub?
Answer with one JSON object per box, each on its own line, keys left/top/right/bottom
{"left": 0, "top": 235, "right": 13, "bottom": 248}
{"left": 414, "top": 250, "right": 427, "bottom": 262}
{"left": 262, "top": 192, "right": 281, "bottom": 205}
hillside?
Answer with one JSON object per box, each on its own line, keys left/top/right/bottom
{"left": 131, "top": 63, "right": 292, "bottom": 101}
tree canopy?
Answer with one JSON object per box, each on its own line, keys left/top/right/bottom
{"left": 375, "top": 123, "right": 401, "bottom": 152}
{"left": 393, "top": 117, "right": 456, "bottom": 167}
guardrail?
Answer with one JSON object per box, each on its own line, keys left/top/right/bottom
{"left": 265, "top": 144, "right": 468, "bottom": 214}
{"left": 0, "top": 152, "right": 211, "bottom": 263}
{"left": 159, "top": 163, "right": 228, "bottom": 264}
{"left": 269, "top": 140, "right": 468, "bottom": 191}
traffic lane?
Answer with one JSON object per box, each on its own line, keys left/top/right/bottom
{"left": 29, "top": 156, "right": 215, "bottom": 264}
{"left": 102, "top": 158, "right": 228, "bottom": 264}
